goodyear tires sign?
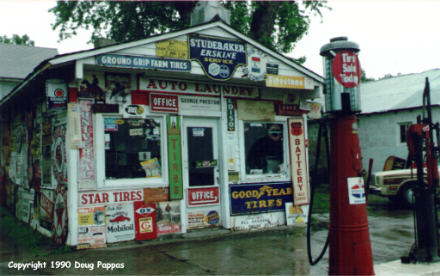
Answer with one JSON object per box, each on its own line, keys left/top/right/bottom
{"left": 230, "top": 182, "right": 293, "bottom": 215}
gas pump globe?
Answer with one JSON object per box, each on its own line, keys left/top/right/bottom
{"left": 320, "top": 37, "right": 362, "bottom": 113}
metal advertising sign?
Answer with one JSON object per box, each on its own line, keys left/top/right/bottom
{"left": 106, "top": 203, "right": 135, "bottom": 243}
{"left": 78, "top": 99, "right": 95, "bottom": 189}
{"left": 46, "top": 79, "right": 67, "bottom": 110}
{"left": 189, "top": 34, "right": 247, "bottom": 80}
{"left": 226, "top": 98, "right": 235, "bottom": 131}
{"left": 156, "top": 39, "right": 188, "bottom": 59}
{"left": 77, "top": 206, "right": 106, "bottom": 249}
{"left": 347, "top": 177, "right": 366, "bottom": 205}
{"left": 178, "top": 96, "right": 220, "bottom": 117}
{"left": 187, "top": 187, "right": 220, "bottom": 207}
{"left": 96, "top": 54, "right": 191, "bottom": 72}
{"left": 229, "top": 182, "right": 293, "bottom": 215}
{"left": 134, "top": 201, "right": 157, "bottom": 240}
{"left": 167, "top": 116, "right": 183, "bottom": 200}
{"left": 79, "top": 189, "right": 144, "bottom": 206}
{"left": 157, "top": 201, "right": 181, "bottom": 235}
{"left": 288, "top": 118, "right": 310, "bottom": 205}
{"left": 150, "top": 93, "right": 179, "bottom": 113}
{"left": 139, "top": 78, "right": 258, "bottom": 99}
{"left": 187, "top": 209, "right": 220, "bottom": 229}
{"left": 266, "top": 74, "right": 314, "bottom": 90}
{"left": 331, "top": 50, "right": 361, "bottom": 88}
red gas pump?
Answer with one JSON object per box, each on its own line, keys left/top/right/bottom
{"left": 320, "top": 37, "right": 374, "bottom": 275}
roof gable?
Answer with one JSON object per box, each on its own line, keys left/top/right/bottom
{"left": 48, "top": 21, "right": 323, "bottom": 83}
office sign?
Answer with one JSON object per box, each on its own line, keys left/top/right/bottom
{"left": 189, "top": 34, "right": 246, "bottom": 80}
{"left": 187, "top": 187, "right": 219, "bottom": 207}
{"left": 150, "top": 93, "right": 179, "bottom": 113}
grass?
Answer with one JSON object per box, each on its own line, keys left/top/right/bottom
{"left": 0, "top": 207, "right": 73, "bottom": 257}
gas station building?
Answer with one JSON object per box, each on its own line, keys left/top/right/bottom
{"left": 0, "top": 18, "right": 324, "bottom": 248}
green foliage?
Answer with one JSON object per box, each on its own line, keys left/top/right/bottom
{"left": 50, "top": 1, "right": 328, "bottom": 55}
{"left": 0, "top": 34, "right": 35, "bottom": 46}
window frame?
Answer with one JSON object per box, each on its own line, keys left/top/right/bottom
{"left": 239, "top": 118, "right": 291, "bottom": 182}
{"left": 95, "top": 113, "right": 169, "bottom": 188}
{"left": 397, "top": 121, "right": 412, "bottom": 146}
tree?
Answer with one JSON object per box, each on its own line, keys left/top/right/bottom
{"left": 0, "top": 34, "right": 35, "bottom": 46}
{"left": 50, "top": 1, "right": 327, "bottom": 54}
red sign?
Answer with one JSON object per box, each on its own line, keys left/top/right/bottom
{"left": 277, "top": 104, "right": 302, "bottom": 116}
{"left": 134, "top": 201, "right": 157, "bottom": 240}
{"left": 150, "top": 93, "right": 179, "bottom": 113}
{"left": 187, "top": 187, "right": 219, "bottom": 206}
{"left": 332, "top": 50, "right": 361, "bottom": 88}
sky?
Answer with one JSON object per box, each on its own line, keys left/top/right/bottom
{"left": 1, "top": 0, "right": 440, "bottom": 80}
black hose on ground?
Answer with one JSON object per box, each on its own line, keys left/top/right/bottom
{"left": 307, "top": 118, "right": 330, "bottom": 265}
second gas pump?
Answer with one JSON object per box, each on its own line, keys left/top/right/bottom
{"left": 319, "top": 37, "right": 374, "bottom": 275}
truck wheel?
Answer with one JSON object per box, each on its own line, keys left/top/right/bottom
{"left": 398, "top": 183, "right": 416, "bottom": 207}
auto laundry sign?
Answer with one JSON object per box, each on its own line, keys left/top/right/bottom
{"left": 96, "top": 54, "right": 191, "bottom": 72}
{"left": 189, "top": 34, "right": 246, "bottom": 80}
{"left": 140, "top": 78, "right": 258, "bottom": 99}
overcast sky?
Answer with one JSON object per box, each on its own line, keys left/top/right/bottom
{"left": 1, "top": 0, "right": 439, "bottom": 80}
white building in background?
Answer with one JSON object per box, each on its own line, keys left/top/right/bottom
{"left": 358, "top": 69, "right": 440, "bottom": 173}
{"left": 0, "top": 44, "right": 58, "bottom": 100}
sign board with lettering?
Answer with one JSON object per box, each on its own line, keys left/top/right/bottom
{"left": 187, "top": 209, "right": 220, "bottom": 229}
{"left": 134, "top": 201, "right": 157, "bottom": 240}
{"left": 96, "top": 54, "right": 191, "bottom": 72}
{"left": 229, "top": 182, "right": 293, "bottom": 215}
{"left": 167, "top": 116, "right": 183, "bottom": 200}
{"left": 179, "top": 96, "right": 221, "bottom": 117}
{"left": 266, "top": 74, "right": 314, "bottom": 90}
{"left": 331, "top": 50, "right": 361, "bottom": 88}
{"left": 288, "top": 118, "right": 310, "bottom": 205}
{"left": 189, "top": 34, "right": 247, "bottom": 80}
{"left": 77, "top": 206, "right": 106, "bottom": 249}
{"left": 106, "top": 203, "right": 135, "bottom": 243}
{"left": 150, "top": 93, "right": 179, "bottom": 113}
{"left": 139, "top": 78, "right": 258, "bottom": 99}
{"left": 79, "top": 189, "right": 144, "bottom": 206}
{"left": 187, "top": 187, "right": 220, "bottom": 207}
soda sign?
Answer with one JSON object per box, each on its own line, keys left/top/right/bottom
{"left": 332, "top": 50, "right": 361, "bottom": 88}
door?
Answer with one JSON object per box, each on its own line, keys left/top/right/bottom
{"left": 183, "top": 118, "right": 221, "bottom": 229}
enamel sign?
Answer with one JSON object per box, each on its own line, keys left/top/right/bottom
{"left": 288, "top": 118, "right": 310, "bottom": 205}
{"left": 189, "top": 34, "right": 246, "bottom": 80}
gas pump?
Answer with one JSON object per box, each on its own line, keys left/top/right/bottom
{"left": 316, "top": 37, "right": 374, "bottom": 275}
{"left": 401, "top": 77, "right": 440, "bottom": 263}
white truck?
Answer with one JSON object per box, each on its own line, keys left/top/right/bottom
{"left": 369, "top": 165, "right": 440, "bottom": 207}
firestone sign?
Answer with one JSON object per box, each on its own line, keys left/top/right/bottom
{"left": 332, "top": 50, "right": 361, "bottom": 88}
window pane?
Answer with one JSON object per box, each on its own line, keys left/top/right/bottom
{"left": 104, "top": 117, "right": 161, "bottom": 179}
{"left": 245, "top": 122, "right": 284, "bottom": 174}
{"left": 187, "top": 127, "right": 214, "bottom": 186}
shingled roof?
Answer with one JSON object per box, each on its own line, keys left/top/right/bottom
{"left": 0, "top": 43, "right": 58, "bottom": 79}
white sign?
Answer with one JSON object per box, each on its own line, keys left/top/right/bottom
{"left": 106, "top": 204, "right": 135, "bottom": 243}
{"left": 288, "top": 118, "right": 310, "bottom": 205}
{"left": 347, "top": 177, "right": 366, "bottom": 205}
{"left": 285, "top": 202, "right": 309, "bottom": 226}
{"left": 179, "top": 96, "right": 221, "bottom": 117}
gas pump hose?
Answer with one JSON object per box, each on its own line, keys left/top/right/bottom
{"left": 307, "top": 118, "right": 330, "bottom": 265}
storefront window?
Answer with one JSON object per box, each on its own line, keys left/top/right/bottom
{"left": 103, "top": 117, "right": 162, "bottom": 179}
{"left": 244, "top": 122, "right": 284, "bottom": 175}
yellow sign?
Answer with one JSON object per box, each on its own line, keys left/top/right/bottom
{"left": 156, "top": 39, "right": 188, "bottom": 59}
{"left": 266, "top": 74, "right": 305, "bottom": 89}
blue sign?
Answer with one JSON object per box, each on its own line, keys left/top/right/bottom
{"left": 189, "top": 34, "right": 247, "bottom": 80}
{"left": 230, "top": 182, "right": 293, "bottom": 215}
{"left": 96, "top": 54, "right": 191, "bottom": 72}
